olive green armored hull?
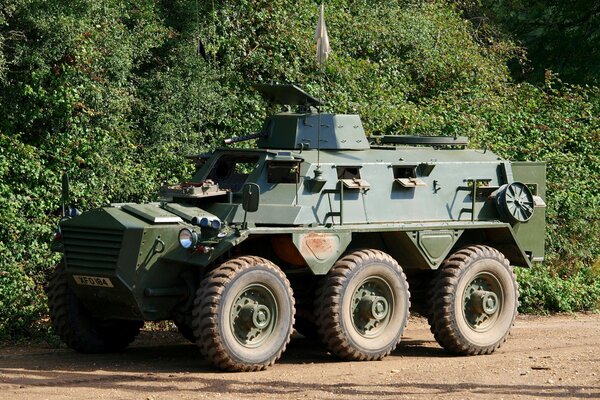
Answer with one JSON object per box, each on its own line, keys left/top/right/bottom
{"left": 51, "top": 84, "right": 545, "bottom": 372}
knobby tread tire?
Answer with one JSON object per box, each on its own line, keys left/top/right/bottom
{"left": 47, "top": 263, "right": 142, "bottom": 353}
{"left": 294, "top": 306, "right": 319, "bottom": 340}
{"left": 314, "top": 249, "right": 410, "bottom": 361}
{"left": 191, "top": 256, "right": 295, "bottom": 372}
{"left": 428, "top": 245, "right": 519, "bottom": 355}
{"left": 173, "top": 313, "right": 196, "bottom": 343}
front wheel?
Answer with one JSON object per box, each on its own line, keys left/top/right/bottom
{"left": 192, "top": 256, "right": 295, "bottom": 372}
{"left": 47, "top": 263, "right": 143, "bottom": 353}
{"left": 428, "top": 245, "right": 518, "bottom": 355}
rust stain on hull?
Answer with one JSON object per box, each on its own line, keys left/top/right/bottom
{"left": 300, "top": 232, "right": 340, "bottom": 262}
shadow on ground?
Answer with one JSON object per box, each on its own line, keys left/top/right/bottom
{"left": 0, "top": 332, "right": 597, "bottom": 399}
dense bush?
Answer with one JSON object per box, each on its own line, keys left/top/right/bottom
{"left": 461, "top": 0, "right": 600, "bottom": 86}
{"left": 0, "top": 0, "right": 598, "bottom": 338}
{"left": 517, "top": 263, "right": 600, "bottom": 314}
{"left": 407, "top": 79, "right": 600, "bottom": 273}
{"left": 0, "top": 243, "right": 46, "bottom": 337}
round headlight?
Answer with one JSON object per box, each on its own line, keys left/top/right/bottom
{"left": 210, "top": 219, "right": 222, "bottom": 230}
{"left": 178, "top": 228, "right": 198, "bottom": 249}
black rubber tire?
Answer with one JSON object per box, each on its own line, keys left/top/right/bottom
{"left": 314, "top": 249, "right": 410, "bottom": 361}
{"left": 173, "top": 313, "right": 196, "bottom": 343}
{"left": 47, "top": 263, "right": 143, "bottom": 353}
{"left": 294, "top": 306, "right": 319, "bottom": 339}
{"left": 191, "top": 256, "right": 295, "bottom": 372}
{"left": 428, "top": 245, "right": 518, "bottom": 355}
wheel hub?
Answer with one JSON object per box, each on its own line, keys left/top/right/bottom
{"left": 469, "top": 290, "right": 499, "bottom": 315}
{"left": 463, "top": 273, "right": 504, "bottom": 331}
{"left": 230, "top": 285, "right": 277, "bottom": 347}
{"left": 358, "top": 295, "right": 389, "bottom": 321}
{"left": 351, "top": 277, "right": 394, "bottom": 337}
{"left": 252, "top": 305, "right": 271, "bottom": 329}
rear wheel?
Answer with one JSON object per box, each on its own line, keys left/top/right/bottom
{"left": 428, "top": 245, "right": 518, "bottom": 355}
{"left": 47, "top": 263, "right": 142, "bottom": 353}
{"left": 192, "top": 256, "right": 295, "bottom": 372}
{"left": 315, "top": 249, "right": 410, "bottom": 361}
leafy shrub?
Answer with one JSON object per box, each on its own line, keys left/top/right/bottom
{"left": 464, "top": 0, "right": 600, "bottom": 86}
{"left": 0, "top": 243, "right": 47, "bottom": 339}
{"left": 0, "top": 0, "right": 598, "bottom": 339}
{"left": 517, "top": 263, "right": 600, "bottom": 314}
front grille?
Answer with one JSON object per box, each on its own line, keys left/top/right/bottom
{"left": 62, "top": 226, "right": 123, "bottom": 270}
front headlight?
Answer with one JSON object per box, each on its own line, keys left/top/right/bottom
{"left": 195, "top": 216, "right": 222, "bottom": 230}
{"left": 178, "top": 228, "right": 198, "bottom": 249}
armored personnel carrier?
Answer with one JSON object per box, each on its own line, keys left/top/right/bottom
{"left": 48, "top": 84, "right": 546, "bottom": 372}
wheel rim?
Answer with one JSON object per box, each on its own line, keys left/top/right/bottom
{"left": 350, "top": 276, "right": 394, "bottom": 338}
{"left": 230, "top": 284, "right": 278, "bottom": 348}
{"left": 462, "top": 272, "right": 504, "bottom": 332}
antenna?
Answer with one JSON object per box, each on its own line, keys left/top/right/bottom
{"left": 316, "top": 103, "right": 321, "bottom": 166}
{"left": 61, "top": 172, "right": 70, "bottom": 217}
{"left": 311, "top": 101, "right": 327, "bottom": 192}
{"left": 311, "top": 3, "right": 330, "bottom": 192}
{"left": 195, "top": 0, "right": 202, "bottom": 141}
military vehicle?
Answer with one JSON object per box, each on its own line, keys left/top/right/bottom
{"left": 48, "top": 84, "right": 546, "bottom": 372}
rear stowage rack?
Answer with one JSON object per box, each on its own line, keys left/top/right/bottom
{"left": 378, "top": 135, "right": 469, "bottom": 147}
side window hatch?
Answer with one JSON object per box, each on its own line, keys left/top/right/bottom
{"left": 337, "top": 166, "right": 370, "bottom": 189}
{"left": 396, "top": 177, "right": 427, "bottom": 188}
{"left": 393, "top": 166, "right": 426, "bottom": 188}
{"left": 267, "top": 160, "right": 301, "bottom": 184}
{"left": 341, "top": 178, "right": 371, "bottom": 189}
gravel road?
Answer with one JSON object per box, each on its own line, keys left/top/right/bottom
{"left": 1, "top": 314, "right": 599, "bottom": 399}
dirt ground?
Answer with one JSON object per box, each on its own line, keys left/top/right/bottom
{"left": 0, "top": 314, "right": 599, "bottom": 400}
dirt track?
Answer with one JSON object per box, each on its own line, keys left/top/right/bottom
{"left": 1, "top": 314, "right": 599, "bottom": 399}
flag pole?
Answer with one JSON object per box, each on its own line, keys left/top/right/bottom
{"left": 314, "top": 3, "right": 330, "bottom": 181}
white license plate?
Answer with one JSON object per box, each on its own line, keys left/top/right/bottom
{"left": 73, "top": 275, "right": 114, "bottom": 288}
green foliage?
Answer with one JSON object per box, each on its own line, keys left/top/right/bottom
{"left": 132, "top": 45, "right": 229, "bottom": 185}
{"left": 0, "top": 243, "right": 47, "bottom": 339}
{"left": 0, "top": 0, "right": 598, "bottom": 338}
{"left": 460, "top": 0, "right": 600, "bottom": 85}
{"left": 191, "top": 0, "right": 514, "bottom": 137}
{"left": 517, "top": 264, "right": 600, "bottom": 314}
{"left": 404, "top": 78, "right": 600, "bottom": 273}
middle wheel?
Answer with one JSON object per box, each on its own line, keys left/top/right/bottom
{"left": 315, "top": 249, "right": 410, "bottom": 361}
{"left": 192, "top": 256, "right": 295, "bottom": 372}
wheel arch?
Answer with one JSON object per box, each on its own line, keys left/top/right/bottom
{"left": 454, "top": 226, "right": 532, "bottom": 268}
{"left": 240, "top": 223, "right": 531, "bottom": 278}
{"left": 351, "top": 226, "right": 531, "bottom": 272}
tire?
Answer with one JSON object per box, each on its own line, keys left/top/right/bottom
{"left": 314, "top": 249, "right": 410, "bottom": 361}
{"left": 406, "top": 271, "right": 436, "bottom": 318}
{"left": 47, "top": 263, "right": 143, "bottom": 353}
{"left": 428, "top": 245, "right": 518, "bottom": 355}
{"left": 192, "top": 256, "right": 295, "bottom": 372}
{"left": 173, "top": 312, "right": 196, "bottom": 343}
{"left": 294, "top": 306, "right": 319, "bottom": 339}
